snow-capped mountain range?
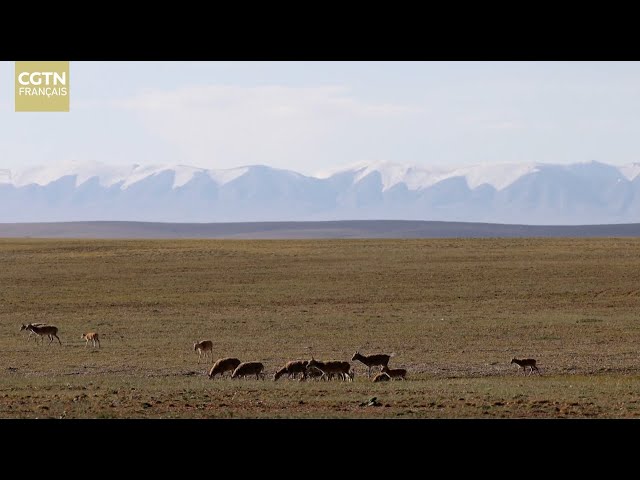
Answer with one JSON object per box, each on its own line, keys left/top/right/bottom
{"left": 2, "top": 160, "right": 640, "bottom": 225}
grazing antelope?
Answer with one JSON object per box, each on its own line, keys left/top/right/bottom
{"left": 193, "top": 340, "right": 214, "bottom": 363}
{"left": 20, "top": 323, "right": 47, "bottom": 342}
{"left": 231, "top": 362, "right": 265, "bottom": 380}
{"left": 274, "top": 360, "right": 309, "bottom": 381}
{"left": 81, "top": 332, "right": 100, "bottom": 348}
{"left": 21, "top": 324, "right": 61, "bottom": 345}
{"left": 305, "top": 365, "right": 324, "bottom": 381}
{"left": 511, "top": 358, "right": 540, "bottom": 375}
{"left": 352, "top": 351, "right": 392, "bottom": 378}
{"left": 307, "top": 358, "right": 353, "bottom": 382}
{"left": 209, "top": 357, "right": 242, "bottom": 379}
{"left": 381, "top": 365, "right": 406, "bottom": 380}
{"left": 307, "top": 358, "right": 338, "bottom": 381}
{"left": 372, "top": 372, "right": 391, "bottom": 382}
{"left": 274, "top": 366, "right": 288, "bottom": 381}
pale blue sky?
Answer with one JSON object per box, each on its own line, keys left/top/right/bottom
{"left": 2, "top": 61, "right": 640, "bottom": 175}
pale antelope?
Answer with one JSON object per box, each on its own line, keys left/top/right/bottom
{"left": 209, "top": 357, "right": 241, "bottom": 379}
{"left": 193, "top": 340, "right": 214, "bottom": 363}
{"left": 21, "top": 324, "right": 61, "bottom": 345}
{"left": 511, "top": 358, "right": 540, "bottom": 375}
{"left": 372, "top": 372, "right": 391, "bottom": 382}
{"left": 81, "top": 332, "right": 100, "bottom": 348}
{"left": 381, "top": 365, "right": 407, "bottom": 380}
{"left": 231, "top": 362, "right": 265, "bottom": 380}
{"left": 352, "top": 351, "right": 392, "bottom": 378}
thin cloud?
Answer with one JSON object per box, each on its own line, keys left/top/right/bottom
{"left": 116, "top": 85, "right": 421, "bottom": 116}
{"left": 108, "top": 85, "right": 422, "bottom": 171}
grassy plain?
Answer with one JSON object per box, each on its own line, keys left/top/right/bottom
{"left": 1, "top": 238, "right": 639, "bottom": 418}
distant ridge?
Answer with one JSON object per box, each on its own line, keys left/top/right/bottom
{"left": 2, "top": 220, "right": 640, "bottom": 239}
{"left": 4, "top": 160, "right": 640, "bottom": 225}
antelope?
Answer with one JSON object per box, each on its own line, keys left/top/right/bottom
{"left": 336, "top": 361, "right": 354, "bottom": 382}
{"left": 20, "top": 323, "right": 47, "bottom": 342}
{"left": 307, "top": 358, "right": 339, "bottom": 381}
{"left": 21, "top": 324, "right": 61, "bottom": 345}
{"left": 208, "top": 357, "right": 241, "bottom": 379}
{"left": 231, "top": 362, "right": 265, "bottom": 380}
{"left": 81, "top": 332, "right": 100, "bottom": 348}
{"left": 511, "top": 358, "right": 540, "bottom": 375}
{"left": 274, "top": 360, "right": 309, "bottom": 381}
{"left": 307, "top": 358, "right": 353, "bottom": 382}
{"left": 305, "top": 365, "right": 324, "bottom": 381}
{"left": 274, "top": 366, "right": 288, "bottom": 381}
{"left": 351, "top": 351, "right": 392, "bottom": 378}
{"left": 381, "top": 365, "right": 406, "bottom": 380}
{"left": 372, "top": 372, "right": 391, "bottom": 382}
{"left": 193, "top": 340, "right": 214, "bottom": 363}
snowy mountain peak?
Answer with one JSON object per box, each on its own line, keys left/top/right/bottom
{"left": 3, "top": 160, "right": 640, "bottom": 225}
{"left": 321, "top": 161, "right": 541, "bottom": 191}
{"left": 3, "top": 162, "right": 255, "bottom": 190}
{"left": 619, "top": 163, "right": 640, "bottom": 181}
{"left": 3, "top": 160, "right": 638, "bottom": 192}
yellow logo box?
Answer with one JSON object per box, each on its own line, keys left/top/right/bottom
{"left": 15, "top": 61, "right": 70, "bottom": 112}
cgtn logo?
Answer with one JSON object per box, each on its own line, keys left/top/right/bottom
{"left": 18, "top": 71, "right": 68, "bottom": 97}
{"left": 15, "top": 61, "right": 70, "bottom": 112}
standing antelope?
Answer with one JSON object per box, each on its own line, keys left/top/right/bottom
{"left": 20, "top": 323, "right": 47, "bottom": 343}
{"left": 511, "top": 358, "right": 540, "bottom": 375}
{"left": 193, "top": 340, "right": 214, "bottom": 363}
{"left": 81, "top": 332, "right": 100, "bottom": 348}
{"left": 307, "top": 358, "right": 353, "bottom": 382}
{"left": 352, "top": 351, "right": 392, "bottom": 378}
{"left": 305, "top": 365, "right": 324, "bottom": 381}
{"left": 381, "top": 365, "right": 407, "bottom": 380}
{"left": 336, "top": 361, "right": 354, "bottom": 381}
{"left": 21, "top": 324, "right": 61, "bottom": 345}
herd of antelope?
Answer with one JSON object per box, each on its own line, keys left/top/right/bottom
{"left": 192, "top": 341, "right": 542, "bottom": 379}
{"left": 20, "top": 323, "right": 100, "bottom": 349}
{"left": 196, "top": 345, "right": 411, "bottom": 382}
{"left": 18, "top": 325, "right": 541, "bottom": 380}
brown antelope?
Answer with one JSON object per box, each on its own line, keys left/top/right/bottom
{"left": 81, "top": 332, "right": 100, "bottom": 348}
{"left": 274, "top": 360, "right": 309, "bottom": 381}
{"left": 305, "top": 365, "right": 324, "bottom": 381}
{"left": 372, "top": 372, "right": 391, "bottom": 382}
{"left": 20, "top": 323, "right": 47, "bottom": 342}
{"left": 209, "top": 357, "right": 241, "bottom": 379}
{"left": 336, "top": 361, "right": 354, "bottom": 381}
{"left": 231, "top": 362, "right": 265, "bottom": 380}
{"left": 193, "top": 340, "right": 214, "bottom": 363}
{"left": 21, "top": 324, "right": 61, "bottom": 345}
{"left": 511, "top": 358, "right": 540, "bottom": 375}
{"left": 307, "top": 358, "right": 353, "bottom": 382}
{"left": 307, "top": 358, "right": 338, "bottom": 381}
{"left": 274, "top": 366, "right": 288, "bottom": 381}
{"left": 352, "top": 351, "right": 392, "bottom": 378}
{"left": 381, "top": 365, "right": 406, "bottom": 380}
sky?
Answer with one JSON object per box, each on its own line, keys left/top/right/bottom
{"left": 2, "top": 61, "right": 640, "bottom": 176}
